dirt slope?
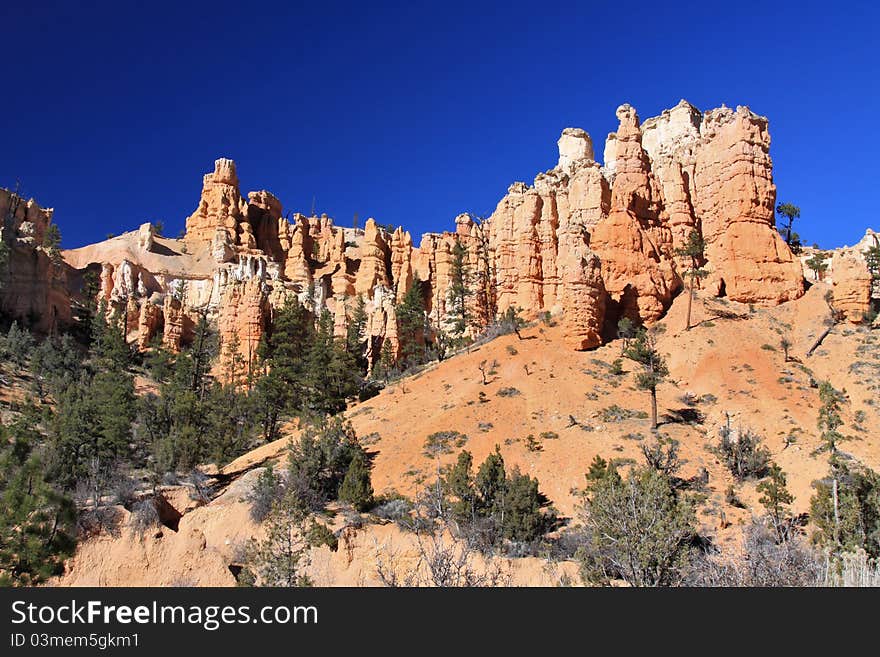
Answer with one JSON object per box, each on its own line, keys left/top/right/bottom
{"left": 54, "top": 281, "right": 880, "bottom": 585}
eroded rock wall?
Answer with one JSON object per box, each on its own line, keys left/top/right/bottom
{"left": 52, "top": 99, "right": 809, "bottom": 361}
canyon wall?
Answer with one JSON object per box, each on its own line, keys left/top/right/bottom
{"left": 1, "top": 99, "right": 815, "bottom": 365}
{"left": 0, "top": 188, "right": 71, "bottom": 333}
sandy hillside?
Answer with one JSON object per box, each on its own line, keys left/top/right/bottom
{"left": 53, "top": 280, "right": 880, "bottom": 585}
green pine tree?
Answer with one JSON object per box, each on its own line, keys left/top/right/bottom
{"left": 396, "top": 275, "right": 426, "bottom": 369}
{"left": 445, "top": 450, "right": 476, "bottom": 523}
{"left": 817, "top": 381, "right": 848, "bottom": 455}
{"left": 502, "top": 466, "right": 550, "bottom": 542}
{"left": 4, "top": 321, "right": 34, "bottom": 368}
{"left": 757, "top": 463, "right": 795, "bottom": 543}
{"left": 245, "top": 492, "right": 312, "bottom": 587}
{"left": 305, "top": 309, "right": 360, "bottom": 415}
{"left": 776, "top": 202, "right": 802, "bottom": 254}
{"left": 0, "top": 417, "right": 77, "bottom": 585}
{"left": 91, "top": 300, "right": 131, "bottom": 371}
{"left": 339, "top": 449, "right": 374, "bottom": 512}
{"left": 475, "top": 445, "right": 506, "bottom": 517}
{"left": 42, "top": 222, "right": 62, "bottom": 265}
{"left": 805, "top": 251, "right": 829, "bottom": 281}
{"left": 623, "top": 329, "right": 669, "bottom": 430}
{"left": 345, "top": 295, "right": 368, "bottom": 373}
{"left": 673, "top": 230, "right": 707, "bottom": 330}
{"left": 447, "top": 237, "right": 471, "bottom": 338}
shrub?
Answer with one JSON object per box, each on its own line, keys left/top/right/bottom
{"left": 306, "top": 520, "right": 339, "bottom": 551}
{"left": 716, "top": 427, "right": 770, "bottom": 481}
{"left": 640, "top": 436, "right": 681, "bottom": 477}
{"left": 287, "top": 417, "right": 365, "bottom": 511}
{"left": 424, "top": 430, "right": 468, "bottom": 456}
{"left": 339, "top": 449, "right": 374, "bottom": 511}
{"left": 130, "top": 499, "right": 161, "bottom": 538}
{"left": 249, "top": 467, "right": 285, "bottom": 522}
{"left": 373, "top": 497, "right": 413, "bottom": 523}
{"left": 497, "top": 387, "right": 521, "bottom": 397}
{"left": 686, "top": 521, "right": 823, "bottom": 586}
{"left": 580, "top": 465, "right": 696, "bottom": 586}
{"left": 810, "top": 461, "right": 880, "bottom": 558}
{"left": 598, "top": 404, "right": 639, "bottom": 422}
{"left": 502, "top": 467, "right": 554, "bottom": 542}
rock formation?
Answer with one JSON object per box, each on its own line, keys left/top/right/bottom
{"left": 692, "top": 106, "right": 804, "bottom": 304}
{"left": 831, "top": 254, "right": 872, "bottom": 322}
{"left": 217, "top": 278, "right": 269, "bottom": 381}
{"left": 0, "top": 188, "right": 71, "bottom": 333}
{"left": 0, "top": 98, "right": 810, "bottom": 361}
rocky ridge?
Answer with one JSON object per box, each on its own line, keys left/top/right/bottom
{"left": 5, "top": 100, "right": 872, "bottom": 369}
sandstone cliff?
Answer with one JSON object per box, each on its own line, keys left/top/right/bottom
{"left": 0, "top": 188, "right": 71, "bottom": 333}
{"left": 33, "top": 99, "right": 812, "bottom": 362}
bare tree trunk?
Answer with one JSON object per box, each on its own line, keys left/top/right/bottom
{"left": 650, "top": 388, "right": 658, "bottom": 430}
{"left": 832, "top": 477, "right": 840, "bottom": 548}
{"left": 685, "top": 278, "right": 694, "bottom": 331}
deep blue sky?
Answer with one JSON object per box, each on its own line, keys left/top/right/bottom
{"left": 2, "top": 1, "right": 876, "bottom": 250}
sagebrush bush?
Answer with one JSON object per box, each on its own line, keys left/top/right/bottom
{"left": 497, "top": 387, "right": 521, "bottom": 397}
{"left": 249, "top": 467, "right": 285, "bottom": 522}
{"left": 716, "top": 427, "right": 770, "bottom": 481}
{"left": 130, "top": 499, "right": 160, "bottom": 537}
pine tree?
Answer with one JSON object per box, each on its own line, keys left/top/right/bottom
{"left": 4, "top": 321, "right": 34, "bottom": 368}
{"left": 306, "top": 309, "right": 360, "bottom": 415}
{"left": 77, "top": 269, "right": 101, "bottom": 345}
{"left": 0, "top": 418, "right": 77, "bottom": 586}
{"left": 252, "top": 367, "right": 286, "bottom": 443}
{"left": 580, "top": 465, "right": 696, "bottom": 587}
{"left": 757, "top": 463, "right": 795, "bottom": 543}
{"left": 245, "top": 492, "right": 312, "bottom": 587}
{"left": 339, "top": 449, "right": 374, "bottom": 511}
{"left": 805, "top": 251, "right": 829, "bottom": 281}
{"left": 50, "top": 368, "right": 135, "bottom": 493}
{"left": 776, "top": 202, "right": 802, "bottom": 254}
{"left": 502, "top": 466, "right": 550, "bottom": 542}
{"left": 447, "top": 237, "right": 472, "bottom": 338}
{"left": 585, "top": 455, "right": 618, "bottom": 485}
{"left": 500, "top": 306, "right": 525, "bottom": 339}
{"left": 91, "top": 300, "right": 131, "bottom": 371}
{"left": 189, "top": 310, "right": 216, "bottom": 398}
{"left": 42, "top": 222, "right": 62, "bottom": 265}
{"left": 616, "top": 317, "right": 636, "bottom": 355}
{"left": 674, "top": 230, "right": 707, "bottom": 330}
{"left": 267, "top": 294, "right": 313, "bottom": 412}
{"left": 866, "top": 243, "right": 880, "bottom": 280}
{"left": 221, "top": 332, "right": 245, "bottom": 387}
{"left": 475, "top": 445, "right": 506, "bottom": 517}
{"left": 287, "top": 416, "right": 361, "bottom": 511}
{"left": 817, "top": 381, "right": 847, "bottom": 455}
{"left": 445, "top": 450, "right": 476, "bottom": 523}
{"left": 396, "top": 275, "right": 426, "bottom": 369}
{"left": 623, "top": 329, "right": 669, "bottom": 430}
{"left": 345, "top": 295, "right": 368, "bottom": 372}
{"left": 30, "top": 334, "right": 83, "bottom": 401}
{"left": 810, "top": 460, "right": 880, "bottom": 558}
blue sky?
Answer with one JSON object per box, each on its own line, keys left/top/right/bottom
{"left": 2, "top": 1, "right": 876, "bottom": 250}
